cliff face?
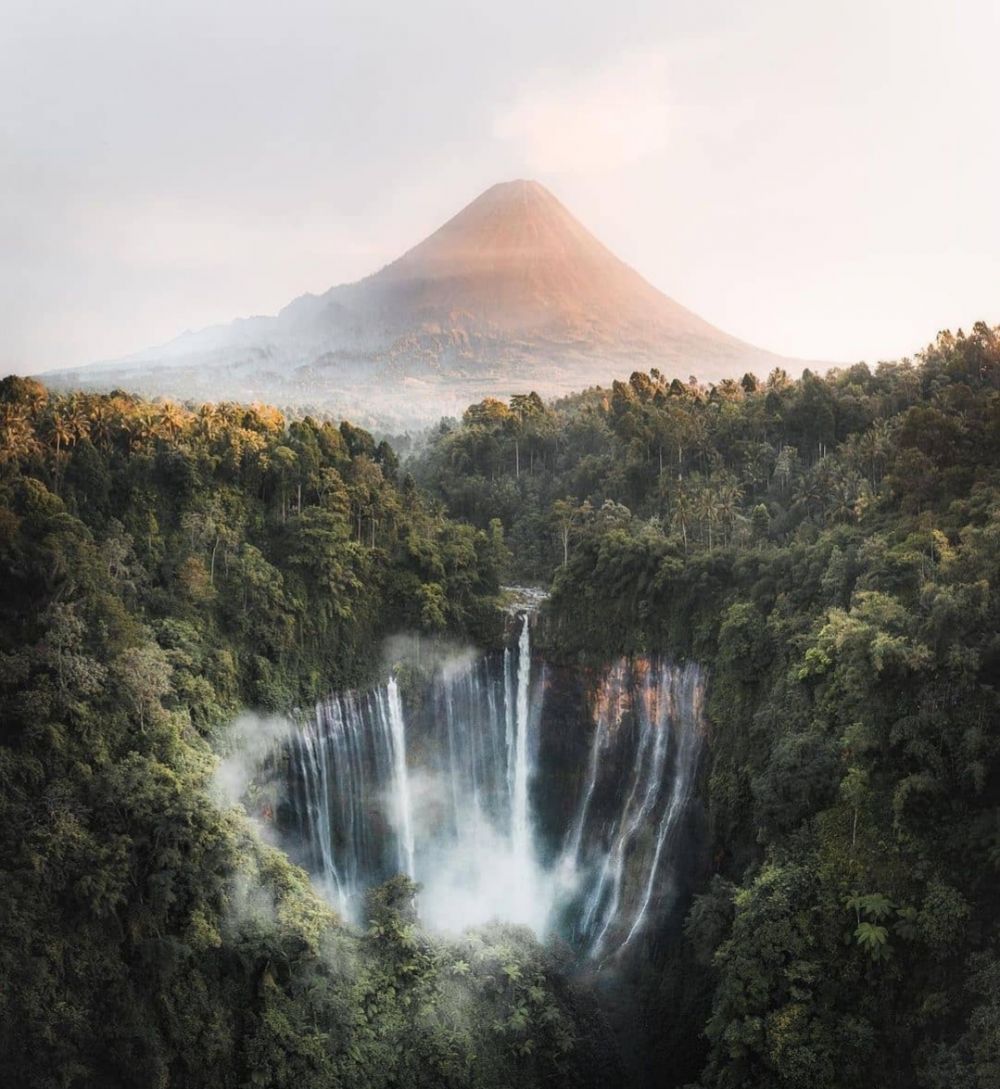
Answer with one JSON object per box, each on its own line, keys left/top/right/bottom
{"left": 46, "top": 181, "right": 810, "bottom": 426}
{"left": 274, "top": 628, "right": 708, "bottom": 963}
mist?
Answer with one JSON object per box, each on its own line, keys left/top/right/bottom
{"left": 394, "top": 763, "right": 566, "bottom": 937}
{"left": 212, "top": 709, "right": 296, "bottom": 812}
{"left": 208, "top": 623, "right": 706, "bottom": 970}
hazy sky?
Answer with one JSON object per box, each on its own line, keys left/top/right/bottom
{"left": 2, "top": 0, "right": 998, "bottom": 374}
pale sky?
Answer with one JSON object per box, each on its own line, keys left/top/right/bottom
{"left": 2, "top": 0, "right": 998, "bottom": 374}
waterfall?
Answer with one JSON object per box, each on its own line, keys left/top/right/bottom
{"left": 436, "top": 654, "right": 511, "bottom": 839}
{"left": 287, "top": 687, "right": 413, "bottom": 920}
{"left": 560, "top": 708, "right": 605, "bottom": 871}
{"left": 566, "top": 660, "right": 705, "bottom": 960}
{"left": 618, "top": 666, "right": 704, "bottom": 951}
{"left": 386, "top": 677, "right": 415, "bottom": 879}
{"left": 503, "top": 645, "right": 515, "bottom": 828}
{"left": 582, "top": 666, "right": 673, "bottom": 958}
{"left": 291, "top": 714, "right": 348, "bottom": 915}
{"left": 511, "top": 614, "right": 533, "bottom": 864}
{"left": 281, "top": 643, "right": 703, "bottom": 958}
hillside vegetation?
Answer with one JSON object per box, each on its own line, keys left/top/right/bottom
{"left": 3, "top": 320, "right": 999, "bottom": 1089}
{"left": 414, "top": 323, "right": 1000, "bottom": 1088}
{"left": 0, "top": 380, "right": 611, "bottom": 1089}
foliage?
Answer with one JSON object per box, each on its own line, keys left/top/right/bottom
{"left": 416, "top": 324, "right": 1000, "bottom": 1088}
{"left": 5, "top": 320, "right": 1000, "bottom": 1088}
{"left": 0, "top": 382, "right": 610, "bottom": 1088}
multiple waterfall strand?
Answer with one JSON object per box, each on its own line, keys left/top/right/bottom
{"left": 284, "top": 638, "right": 703, "bottom": 955}
{"left": 287, "top": 614, "right": 537, "bottom": 927}
{"left": 569, "top": 660, "right": 705, "bottom": 961}
{"left": 423, "top": 615, "right": 535, "bottom": 855}
{"left": 418, "top": 617, "right": 543, "bottom": 931}
{"left": 618, "top": 667, "right": 704, "bottom": 952}
{"left": 288, "top": 691, "right": 405, "bottom": 919}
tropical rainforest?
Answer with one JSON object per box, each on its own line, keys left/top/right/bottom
{"left": 2, "top": 321, "right": 1000, "bottom": 1088}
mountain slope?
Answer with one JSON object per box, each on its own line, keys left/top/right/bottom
{"left": 45, "top": 180, "right": 813, "bottom": 426}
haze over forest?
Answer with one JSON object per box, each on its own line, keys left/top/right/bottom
{"left": 2, "top": 4, "right": 1000, "bottom": 1089}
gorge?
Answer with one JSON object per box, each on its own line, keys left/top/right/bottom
{"left": 276, "top": 613, "right": 707, "bottom": 963}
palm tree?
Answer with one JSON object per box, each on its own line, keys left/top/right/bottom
{"left": 65, "top": 394, "right": 90, "bottom": 445}
{"left": 670, "top": 487, "right": 693, "bottom": 554}
{"left": 197, "top": 403, "right": 221, "bottom": 439}
{"left": 159, "top": 401, "right": 187, "bottom": 439}
{"left": 824, "top": 465, "right": 867, "bottom": 524}
{"left": 0, "top": 407, "right": 40, "bottom": 465}
{"left": 45, "top": 410, "right": 76, "bottom": 493}
{"left": 694, "top": 486, "right": 719, "bottom": 551}
{"left": 791, "top": 469, "right": 825, "bottom": 520}
{"left": 773, "top": 445, "right": 797, "bottom": 493}
{"left": 133, "top": 406, "right": 163, "bottom": 450}
{"left": 87, "top": 401, "right": 115, "bottom": 448}
{"left": 49, "top": 413, "right": 73, "bottom": 458}
{"left": 858, "top": 418, "right": 894, "bottom": 488}
{"left": 715, "top": 480, "right": 744, "bottom": 547}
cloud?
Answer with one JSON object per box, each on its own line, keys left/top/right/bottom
{"left": 493, "top": 50, "right": 671, "bottom": 174}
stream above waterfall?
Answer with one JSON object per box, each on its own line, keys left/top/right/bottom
{"left": 276, "top": 617, "right": 707, "bottom": 962}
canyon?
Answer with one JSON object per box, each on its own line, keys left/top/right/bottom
{"left": 270, "top": 614, "right": 707, "bottom": 966}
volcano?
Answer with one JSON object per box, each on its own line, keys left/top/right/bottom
{"left": 46, "top": 180, "right": 809, "bottom": 426}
